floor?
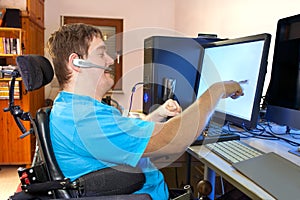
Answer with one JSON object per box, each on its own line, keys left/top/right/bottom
{"left": 0, "top": 166, "right": 20, "bottom": 200}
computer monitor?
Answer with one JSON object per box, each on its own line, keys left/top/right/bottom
{"left": 265, "top": 14, "right": 300, "bottom": 130}
{"left": 143, "top": 36, "right": 223, "bottom": 114}
{"left": 196, "top": 33, "right": 271, "bottom": 129}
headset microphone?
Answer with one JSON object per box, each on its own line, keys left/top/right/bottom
{"left": 73, "top": 58, "right": 113, "bottom": 71}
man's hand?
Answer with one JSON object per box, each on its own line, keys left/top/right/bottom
{"left": 159, "top": 99, "right": 181, "bottom": 118}
{"left": 145, "top": 99, "right": 181, "bottom": 122}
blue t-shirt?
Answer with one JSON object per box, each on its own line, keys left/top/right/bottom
{"left": 50, "top": 91, "right": 169, "bottom": 200}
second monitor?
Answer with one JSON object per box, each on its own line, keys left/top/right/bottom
{"left": 196, "top": 33, "right": 271, "bottom": 129}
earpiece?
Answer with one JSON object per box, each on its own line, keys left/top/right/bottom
{"left": 73, "top": 58, "right": 91, "bottom": 68}
{"left": 73, "top": 58, "right": 112, "bottom": 71}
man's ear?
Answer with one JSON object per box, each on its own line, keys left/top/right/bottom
{"left": 69, "top": 53, "right": 80, "bottom": 72}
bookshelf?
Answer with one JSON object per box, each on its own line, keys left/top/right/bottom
{"left": 0, "top": 28, "right": 22, "bottom": 100}
{"left": 0, "top": 27, "right": 23, "bottom": 56}
{"left": 0, "top": 78, "right": 21, "bottom": 99}
{"left": 0, "top": 0, "right": 45, "bottom": 167}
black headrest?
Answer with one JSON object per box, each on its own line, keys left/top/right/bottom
{"left": 16, "top": 55, "right": 54, "bottom": 91}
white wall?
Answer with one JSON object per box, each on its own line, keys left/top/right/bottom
{"left": 44, "top": 0, "right": 176, "bottom": 111}
{"left": 45, "top": 0, "right": 300, "bottom": 110}
{"left": 174, "top": 0, "right": 300, "bottom": 96}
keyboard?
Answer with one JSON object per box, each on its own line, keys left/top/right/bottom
{"left": 191, "top": 124, "right": 240, "bottom": 146}
{"left": 205, "top": 140, "right": 264, "bottom": 164}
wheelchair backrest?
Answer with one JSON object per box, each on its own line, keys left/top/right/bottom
{"left": 35, "top": 107, "right": 72, "bottom": 198}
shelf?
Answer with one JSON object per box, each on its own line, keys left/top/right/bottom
{"left": 0, "top": 27, "right": 23, "bottom": 57}
{"left": 0, "top": 77, "right": 22, "bottom": 81}
{"left": 0, "top": 27, "right": 22, "bottom": 32}
{"left": 0, "top": 53, "right": 20, "bottom": 57}
{"left": 0, "top": 27, "right": 23, "bottom": 38}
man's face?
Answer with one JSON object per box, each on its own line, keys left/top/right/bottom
{"left": 87, "top": 37, "right": 115, "bottom": 93}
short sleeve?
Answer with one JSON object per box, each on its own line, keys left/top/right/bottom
{"left": 74, "top": 99, "right": 155, "bottom": 167}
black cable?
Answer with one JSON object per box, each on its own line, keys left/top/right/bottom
{"left": 291, "top": 134, "right": 300, "bottom": 139}
{"left": 226, "top": 123, "right": 251, "bottom": 138}
{"left": 226, "top": 122, "right": 267, "bottom": 139}
{"left": 242, "top": 123, "right": 280, "bottom": 140}
{"left": 242, "top": 124, "right": 266, "bottom": 136}
{"left": 291, "top": 132, "right": 300, "bottom": 136}
{"left": 261, "top": 122, "right": 300, "bottom": 146}
{"left": 239, "top": 121, "right": 300, "bottom": 146}
{"left": 226, "top": 122, "right": 279, "bottom": 140}
{"left": 264, "top": 130, "right": 300, "bottom": 146}
{"left": 262, "top": 121, "right": 300, "bottom": 139}
{"left": 263, "top": 121, "right": 288, "bottom": 135}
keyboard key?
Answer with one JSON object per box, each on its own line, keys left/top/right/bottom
{"left": 205, "top": 140, "right": 264, "bottom": 164}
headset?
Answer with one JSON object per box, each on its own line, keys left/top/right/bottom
{"left": 73, "top": 58, "right": 113, "bottom": 71}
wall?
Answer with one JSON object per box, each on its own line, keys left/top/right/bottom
{"left": 0, "top": 0, "right": 26, "bottom": 10}
{"left": 44, "top": 0, "right": 176, "bottom": 111}
{"left": 44, "top": 0, "right": 300, "bottom": 110}
{"left": 174, "top": 0, "right": 300, "bottom": 95}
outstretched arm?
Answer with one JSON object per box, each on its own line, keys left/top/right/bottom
{"left": 144, "top": 81, "right": 244, "bottom": 157}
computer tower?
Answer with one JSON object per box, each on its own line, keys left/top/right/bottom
{"left": 143, "top": 36, "right": 221, "bottom": 114}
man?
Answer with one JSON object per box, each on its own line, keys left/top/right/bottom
{"left": 47, "top": 23, "right": 243, "bottom": 200}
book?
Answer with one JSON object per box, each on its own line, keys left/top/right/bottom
{"left": 0, "top": 8, "right": 6, "bottom": 27}
{"left": 0, "top": 37, "right": 4, "bottom": 54}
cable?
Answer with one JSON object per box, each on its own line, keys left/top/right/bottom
{"left": 226, "top": 123, "right": 250, "bottom": 138}
{"left": 128, "top": 82, "right": 147, "bottom": 114}
{"left": 262, "top": 121, "right": 300, "bottom": 140}
{"left": 261, "top": 122, "right": 300, "bottom": 146}
{"left": 265, "top": 131, "right": 300, "bottom": 146}
{"left": 226, "top": 122, "right": 279, "bottom": 140}
{"left": 234, "top": 121, "right": 300, "bottom": 146}
{"left": 262, "top": 121, "right": 288, "bottom": 135}
{"left": 291, "top": 133, "right": 300, "bottom": 139}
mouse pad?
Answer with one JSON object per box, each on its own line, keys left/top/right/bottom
{"left": 232, "top": 152, "right": 300, "bottom": 200}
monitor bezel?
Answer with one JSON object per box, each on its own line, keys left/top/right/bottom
{"left": 195, "top": 33, "right": 271, "bottom": 129}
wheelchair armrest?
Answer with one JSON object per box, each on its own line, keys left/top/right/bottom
{"left": 76, "top": 165, "right": 145, "bottom": 197}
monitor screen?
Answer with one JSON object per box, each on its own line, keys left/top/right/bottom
{"left": 196, "top": 33, "right": 271, "bottom": 129}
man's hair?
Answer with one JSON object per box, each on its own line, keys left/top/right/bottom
{"left": 47, "top": 23, "right": 103, "bottom": 89}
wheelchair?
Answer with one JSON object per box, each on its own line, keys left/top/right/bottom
{"left": 4, "top": 55, "right": 192, "bottom": 200}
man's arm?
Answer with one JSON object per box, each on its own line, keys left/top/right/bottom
{"left": 143, "top": 81, "right": 244, "bottom": 157}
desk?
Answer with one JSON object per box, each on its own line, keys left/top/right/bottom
{"left": 187, "top": 134, "right": 300, "bottom": 199}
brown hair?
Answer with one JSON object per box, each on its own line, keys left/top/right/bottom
{"left": 47, "top": 23, "right": 103, "bottom": 89}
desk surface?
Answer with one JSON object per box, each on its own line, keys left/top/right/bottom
{"left": 187, "top": 131, "right": 300, "bottom": 200}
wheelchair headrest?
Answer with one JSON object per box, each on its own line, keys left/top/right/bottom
{"left": 16, "top": 55, "right": 54, "bottom": 91}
